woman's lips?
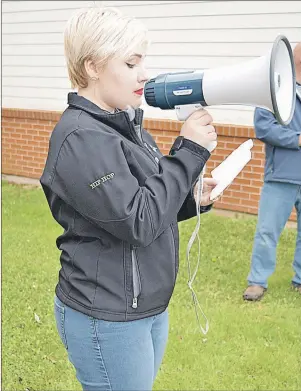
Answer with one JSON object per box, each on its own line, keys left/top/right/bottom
{"left": 134, "top": 89, "right": 144, "bottom": 96}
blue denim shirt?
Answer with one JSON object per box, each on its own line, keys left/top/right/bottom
{"left": 254, "top": 84, "right": 301, "bottom": 185}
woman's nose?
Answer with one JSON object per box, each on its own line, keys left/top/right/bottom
{"left": 138, "top": 66, "right": 149, "bottom": 84}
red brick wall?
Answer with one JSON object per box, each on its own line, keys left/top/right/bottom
{"left": 1, "top": 108, "right": 297, "bottom": 221}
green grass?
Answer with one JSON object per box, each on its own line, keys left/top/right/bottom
{"left": 2, "top": 180, "right": 301, "bottom": 391}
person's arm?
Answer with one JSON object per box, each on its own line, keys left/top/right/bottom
{"left": 142, "top": 131, "right": 211, "bottom": 222}
{"left": 51, "top": 127, "right": 210, "bottom": 247}
{"left": 254, "top": 107, "right": 300, "bottom": 149}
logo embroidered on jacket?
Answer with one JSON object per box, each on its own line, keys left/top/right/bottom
{"left": 90, "top": 173, "right": 115, "bottom": 189}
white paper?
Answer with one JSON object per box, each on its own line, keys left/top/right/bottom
{"left": 210, "top": 139, "right": 253, "bottom": 200}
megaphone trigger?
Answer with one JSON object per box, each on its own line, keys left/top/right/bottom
{"left": 175, "top": 103, "right": 204, "bottom": 121}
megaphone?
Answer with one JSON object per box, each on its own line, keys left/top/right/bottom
{"left": 144, "top": 35, "right": 296, "bottom": 128}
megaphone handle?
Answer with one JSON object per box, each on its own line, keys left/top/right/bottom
{"left": 175, "top": 104, "right": 217, "bottom": 153}
{"left": 175, "top": 103, "right": 203, "bottom": 121}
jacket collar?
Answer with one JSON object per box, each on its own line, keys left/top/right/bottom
{"left": 67, "top": 92, "right": 144, "bottom": 140}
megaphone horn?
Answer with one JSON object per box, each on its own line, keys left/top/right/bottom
{"left": 144, "top": 35, "right": 296, "bottom": 126}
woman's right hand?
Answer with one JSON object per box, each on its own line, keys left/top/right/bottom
{"left": 180, "top": 109, "right": 217, "bottom": 151}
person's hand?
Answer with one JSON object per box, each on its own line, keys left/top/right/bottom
{"left": 180, "top": 109, "right": 217, "bottom": 151}
{"left": 193, "top": 177, "right": 222, "bottom": 206}
{"left": 299, "top": 134, "right": 301, "bottom": 146}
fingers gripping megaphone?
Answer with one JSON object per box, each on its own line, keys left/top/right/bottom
{"left": 144, "top": 35, "right": 296, "bottom": 152}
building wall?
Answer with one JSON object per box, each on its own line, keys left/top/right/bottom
{"left": 3, "top": 0, "right": 301, "bottom": 125}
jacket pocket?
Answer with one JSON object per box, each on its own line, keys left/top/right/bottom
{"left": 131, "top": 246, "right": 142, "bottom": 309}
{"left": 273, "top": 147, "right": 301, "bottom": 182}
{"left": 128, "top": 225, "right": 178, "bottom": 313}
{"left": 54, "top": 296, "right": 68, "bottom": 350}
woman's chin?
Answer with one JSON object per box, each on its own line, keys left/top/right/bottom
{"left": 132, "top": 97, "right": 143, "bottom": 109}
{"left": 118, "top": 97, "right": 143, "bottom": 110}
{"left": 132, "top": 103, "right": 142, "bottom": 109}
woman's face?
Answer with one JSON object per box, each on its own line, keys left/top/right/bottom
{"left": 96, "top": 51, "right": 149, "bottom": 111}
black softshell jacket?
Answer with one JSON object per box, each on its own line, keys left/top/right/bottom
{"left": 40, "top": 93, "right": 211, "bottom": 321}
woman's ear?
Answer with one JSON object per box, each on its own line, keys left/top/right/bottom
{"left": 84, "top": 59, "right": 99, "bottom": 80}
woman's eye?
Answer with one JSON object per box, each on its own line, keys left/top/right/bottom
{"left": 126, "top": 63, "right": 135, "bottom": 69}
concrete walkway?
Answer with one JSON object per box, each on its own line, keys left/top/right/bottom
{"left": 2, "top": 174, "right": 41, "bottom": 187}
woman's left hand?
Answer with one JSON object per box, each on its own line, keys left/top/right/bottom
{"left": 193, "top": 177, "right": 221, "bottom": 206}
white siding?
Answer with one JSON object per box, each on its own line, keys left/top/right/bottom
{"left": 2, "top": 0, "right": 301, "bottom": 125}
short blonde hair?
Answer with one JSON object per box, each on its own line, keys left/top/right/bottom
{"left": 64, "top": 6, "right": 150, "bottom": 88}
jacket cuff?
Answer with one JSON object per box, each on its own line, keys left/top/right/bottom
{"left": 199, "top": 204, "right": 213, "bottom": 213}
{"left": 170, "top": 136, "right": 211, "bottom": 161}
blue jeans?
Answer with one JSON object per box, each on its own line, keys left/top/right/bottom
{"left": 54, "top": 295, "right": 169, "bottom": 391}
{"left": 248, "top": 181, "right": 301, "bottom": 288}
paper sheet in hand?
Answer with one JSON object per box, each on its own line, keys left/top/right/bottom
{"left": 210, "top": 139, "right": 254, "bottom": 200}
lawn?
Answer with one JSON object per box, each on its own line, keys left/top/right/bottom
{"left": 2, "top": 180, "right": 301, "bottom": 391}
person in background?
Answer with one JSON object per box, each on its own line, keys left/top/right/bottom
{"left": 40, "top": 6, "right": 219, "bottom": 391}
{"left": 243, "top": 42, "right": 301, "bottom": 301}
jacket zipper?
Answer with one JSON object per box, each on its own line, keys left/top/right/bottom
{"left": 125, "top": 114, "right": 159, "bottom": 168}
{"left": 143, "top": 142, "right": 160, "bottom": 165}
{"left": 170, "top": 224, "right": 177, "bottom": 279}
{"left": 131, "top": 246, "right": 142, "bottom": 308}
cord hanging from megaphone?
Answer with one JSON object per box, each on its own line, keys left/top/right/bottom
{"left": 185, "top": 169, "right": 209, "bottom": 335}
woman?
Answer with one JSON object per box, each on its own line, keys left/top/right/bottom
{"left": 40, "top": 6, "right": 218, "bottom": 391}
